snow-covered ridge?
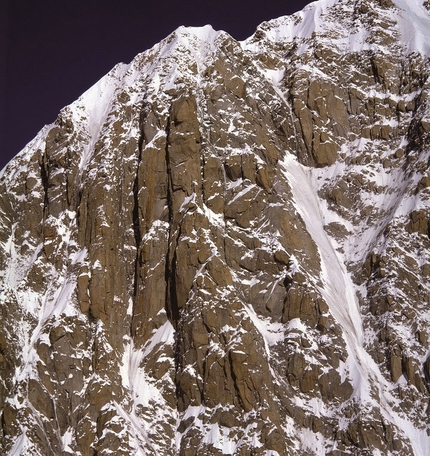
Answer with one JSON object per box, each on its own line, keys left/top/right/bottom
{"left": 243, "top": 0, "right": 430, "bottom": 55}
{"left": 3, "top": 0, "right": 429, "bottom": 178}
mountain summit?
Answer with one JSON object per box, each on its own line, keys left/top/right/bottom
{"left": 1, "top": 0, "right": 430, "bottom": 454}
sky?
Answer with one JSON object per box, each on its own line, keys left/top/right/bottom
{"left": 1, "top": 0, "right": 313, "bottom": 170}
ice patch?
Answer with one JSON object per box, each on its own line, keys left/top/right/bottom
{"left": 9, "top": 429, "right": 28, "bottom": 456}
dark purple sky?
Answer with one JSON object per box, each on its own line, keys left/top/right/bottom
{"left": 2, "top": 0, "right": 312, "bottom": 170}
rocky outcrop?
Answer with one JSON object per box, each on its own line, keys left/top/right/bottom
{"left": 1, "top": 0, "right": 430, "bottom": 455}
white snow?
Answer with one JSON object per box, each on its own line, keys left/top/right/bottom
{"left": 244, "top": 0, "right": 430, "bottom": 56}
{"left": 67, "top": 63, "right": 130, "bottom": 170}
{"left": 392, "top": 0, "right": 430, "bottom": 54}
{"left": 281, "top": 154, "right": 363, "bottom": 345}
{"left": 142, "top": 320, "right": 175, "bottom": 357}
{"left": 9, "top": 429, "right": 28, "bottom": 456}
{"left": 242, "top": 0, "right": 337, "bottom": 51}
{"left": 280, "top": 151, "right": 430, "bottom": 456}
{"left": 120, "top": 321, "right": 175, "bottom": 407}
{"left": 242, "top": 303, "right": 285, "bottom": 356}
{"left": 112, "top": 401, "right": 153, "bottom": 454}
{"left": 61, "top": 428, "right": 74, "bottom": 453}
{"left": 176, "top": 404, "right": 268, "bottom": 455}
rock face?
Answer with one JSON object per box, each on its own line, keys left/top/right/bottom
{"left": 1, "top": 0, "right": 430, "bottom": 454}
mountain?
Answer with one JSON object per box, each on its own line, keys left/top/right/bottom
{"left": 1, "top": 0, "right": 430, "bottom": 454}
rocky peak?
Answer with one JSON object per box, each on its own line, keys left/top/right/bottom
{"left": 1, "top": 0, "right": 430, "bottom": 455}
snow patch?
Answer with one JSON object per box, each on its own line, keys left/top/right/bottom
{"left": 242, "top": 303, "right": 285, "bottom": 356}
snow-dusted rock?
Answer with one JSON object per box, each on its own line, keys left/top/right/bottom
{"left": 1, "top": 0, "right": 430, "bottom": 454}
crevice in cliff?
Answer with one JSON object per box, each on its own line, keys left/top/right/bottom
{"left": 130, "top": 131, "right": 143, "bottom": 339}
{"left": 227, "top": 351, "right": 247, "bottom": 412}
{"left": 40, "top": 151, "right": 49, "bottom": 219}
{"left": 174, "top": 329, "right": 185, "bottom": 411}
{"left": 166, "top": 246, "right": 181, "bottom": 325}
{"left": 164, "top": 123, "right": 181, "bottom": 327}
{"left": 132, "top": 169, "right": 141, "bottom": 251}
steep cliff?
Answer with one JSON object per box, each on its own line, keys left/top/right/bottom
{"left": 1, "top": 0, "right": 430, "bottom": 454}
